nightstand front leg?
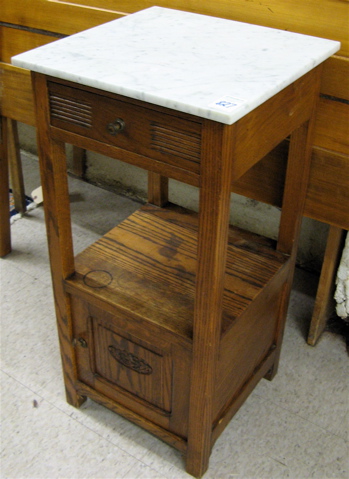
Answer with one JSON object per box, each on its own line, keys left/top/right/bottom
{"left": 33, "top": 72, "right": 85, "bottom": 408}
{"left": 186, "top": 121, "right": 235, "bottom": 477}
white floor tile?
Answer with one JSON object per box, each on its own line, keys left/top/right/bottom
{"left": 255, "top": 301, "right": 349, "bottom": 439}
{"left": 122, "top": 459, "right": 171, "bottom": 479}
{"left": 1, "top": 371, "right": 138, "bottom": 479}
{"left": 209, "top": 392, "right": 348, "bottom": 478}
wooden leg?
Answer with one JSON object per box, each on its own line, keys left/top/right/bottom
{"left": 0, "top": 116, "right": 11, "bottom": 257}
{"left": 33, "top": 73, "right": 85, "bottom": 408}
{"left": 148, "top": 171, "right": 169, "bottom": 207}
{"left": 8, "top": 119, "right": 26, "bottom": 214}
{"left": 42, "top": 136, "right": 86, "bottom": 408}
{"left": 268, "top": 110, "right": 319, "bottom": 379}
{"left": 186, "top": 121, "right": 235, "bottom": 477}
{"left": 72, "top": 146, "right": 86, "bottom": 178}
{"left": 267, "top": 68, "right": 322, "bottom": 378}
{"left": 264, "top": 282, "right": 290, "bottom": 381}
{"left": 307, "top": 225, "right": 346, "bottom": 345}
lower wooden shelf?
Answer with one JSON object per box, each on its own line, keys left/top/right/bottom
{"left": 64, "top": 203, "right": 290, "bottom": 444}
{"left": 66, "top": 203, "right": 288, "bottom": 339}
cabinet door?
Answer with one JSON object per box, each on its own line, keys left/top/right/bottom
{"left": 70, "top": 295, "right": 191, "bottom": 437}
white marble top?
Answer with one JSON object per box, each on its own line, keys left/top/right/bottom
{"left": 12, "top": 7, "right": 340, "bottom": 124}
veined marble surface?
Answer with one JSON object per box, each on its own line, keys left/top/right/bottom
{"left": 12, "top": 7, "right": 340, "bottom": 124}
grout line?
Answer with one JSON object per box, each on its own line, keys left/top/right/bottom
{"left": 1, "top": 369, "right": 47, "bottom": 402}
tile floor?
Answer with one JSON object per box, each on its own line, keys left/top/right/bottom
{"left": 1, "top": 153, "right": 348, "bottom": 479}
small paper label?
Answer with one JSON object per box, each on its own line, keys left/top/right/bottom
{"left": 31, "top": 186, "right": 43, "bottom": 205}
{"left": 209, "top": 96, "right": 244, "bottom": 110}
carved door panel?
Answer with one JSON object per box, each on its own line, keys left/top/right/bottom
{"left": 92, "top": 317, "right": 172, "bottom": 412}
{"left": 69, "top": 295, "right": 191, "bottom": 437}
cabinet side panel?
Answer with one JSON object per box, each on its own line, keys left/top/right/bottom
{"left": 214, "top": 271, "right": 287, "bottom": 422}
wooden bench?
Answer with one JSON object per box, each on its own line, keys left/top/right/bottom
{"left": 1, "top": 0, "right": 348, "bottom": 345}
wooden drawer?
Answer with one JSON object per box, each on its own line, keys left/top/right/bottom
{"left": 48, "top": 81, "right": 202, "bottom": 173}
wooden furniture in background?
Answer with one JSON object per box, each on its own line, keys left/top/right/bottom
{"left": 1, "top": 0, "right": 348, "bottom": 348}
{"left": 0, "top": 116, "right": 11, "bottom": 257}
{"left": 307, "top": 226, "right": 347, "bottom": 344}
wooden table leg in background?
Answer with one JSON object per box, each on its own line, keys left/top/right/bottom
{"left": 0, "top": 116, "right": 11, "bottom": 257}
{"left": 307, "top": 225, "right": 346, "bottom": 345}
{"left": 7, "top": 119, "right": 26, "bottom": 215}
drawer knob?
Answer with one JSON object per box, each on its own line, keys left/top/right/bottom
{"left": 107, "top": 118, "right": 125, "bottom": 135}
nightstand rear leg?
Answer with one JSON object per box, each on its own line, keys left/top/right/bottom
{"left": 267, "top": 70, "right": 321, "bottom": 380}
{"left": 148, "top": 171, "right": 169, "bottom": 207}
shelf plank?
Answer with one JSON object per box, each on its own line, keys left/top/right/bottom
{"left": 65, "top": 204, "right": 288, "bottom": 341}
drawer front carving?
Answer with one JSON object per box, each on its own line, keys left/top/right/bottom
{"left": 50, "top": 93, "right": 92, "bottom": 128}
{"left": 150, "top": 122, "right": 201, "bottom": 164}
{"left": 48, "top": 81, "right": 202, "bottom": 173}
